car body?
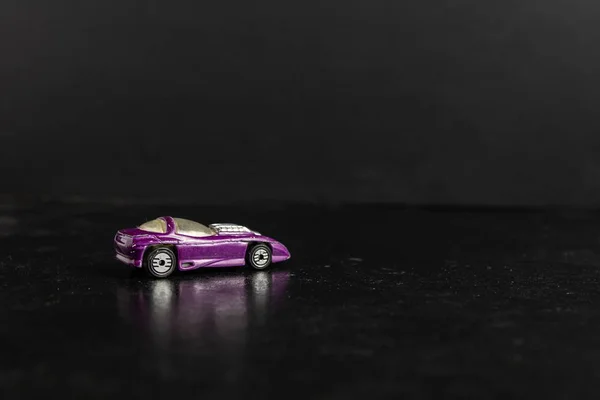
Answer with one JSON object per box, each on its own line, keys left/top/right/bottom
{"left": 114, "top": 216, "right": 290, "bottom": 278}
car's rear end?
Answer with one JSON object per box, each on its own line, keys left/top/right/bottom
{"left": 209, "top": 223, "right": 290, "bottom": 263}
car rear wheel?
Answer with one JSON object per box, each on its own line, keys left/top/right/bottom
{"left": 247, "top": 243, "right": 272, "bottom": 270}
{"left": 145, "top": 247, "right": 177, "bottom": 278}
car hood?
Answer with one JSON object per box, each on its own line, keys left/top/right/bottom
{"left": 118, "top": 228, "right": 157, "bottom": 236}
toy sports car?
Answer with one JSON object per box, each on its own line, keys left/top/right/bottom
{"left": 114, "top": 216, "right": 291, "bottom": 278}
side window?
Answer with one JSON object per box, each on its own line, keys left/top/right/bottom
{"left": 138, "top": 218, "right": 167, "bottom": 233}
{"left": 173, "top": 218, "right": 215, "bottom": 237}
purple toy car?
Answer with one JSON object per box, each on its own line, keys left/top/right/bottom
{"left": 114, "top": 216, "right": 290, "bottom": 278}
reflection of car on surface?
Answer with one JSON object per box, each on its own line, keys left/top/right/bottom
{"left": 114, "top": 216, "right": 291, "bottom": 278}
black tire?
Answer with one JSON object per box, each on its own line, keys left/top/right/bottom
{"left": 247, "top": 243, "right": 272, "bottom": 270}
{"left": 144, "top": 247, "right": 177, "bottom": 278}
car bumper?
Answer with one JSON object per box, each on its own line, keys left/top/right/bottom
{"left": 271, "top": 243, "right": 291, "bottom": 263}
{"left": 115, "top": 252, "right": 142, "bottom": 268}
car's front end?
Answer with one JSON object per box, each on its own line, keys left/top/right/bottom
{"left": 114, "top": 229, "right": 149, "bottom": 268}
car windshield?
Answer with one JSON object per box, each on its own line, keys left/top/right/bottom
{"left": 173, "top": 218, "right": 215, "bottom": 237}
{"left": 138, "top": 218, "right": 167, "bottom": 233}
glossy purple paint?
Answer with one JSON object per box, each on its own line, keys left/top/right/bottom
{"left": 114, "top": 216, "right": 290, "bottom": 271}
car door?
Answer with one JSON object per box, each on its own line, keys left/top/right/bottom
{"left": 178, "top": 235, "right": 245, "bottom": 268}
{"left": 173, "top": 218, "right": 245, "bottom": 268}
{"left": 175, "top": 233, "right": 211, "bottom": 269}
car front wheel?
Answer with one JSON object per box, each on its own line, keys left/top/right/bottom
{"left": 145, "top": 247, "right": 177, "bottom": 278}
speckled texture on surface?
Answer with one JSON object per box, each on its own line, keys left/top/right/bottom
{"left": 2, "top": 203, "right": 600, "bottom": 399}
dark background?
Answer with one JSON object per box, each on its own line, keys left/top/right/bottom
{"left": 5, "top": 2, "right": 600, "bottom": 398}
{"left": 3, "top": 0, "right": 600, "bottom": 206}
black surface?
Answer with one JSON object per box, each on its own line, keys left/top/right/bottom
{"left": 4, "top": 1, "right": 600, "bottom": 206}
{"left": 3, "top": 202, "right": 600, "bottom": 398}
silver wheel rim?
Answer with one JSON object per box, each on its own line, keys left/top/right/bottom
{"left": 253, "top": 248, "right": 270, "bottom": 267}
{"left": 151, "top": 252, "right": 173, "bottom": 274}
